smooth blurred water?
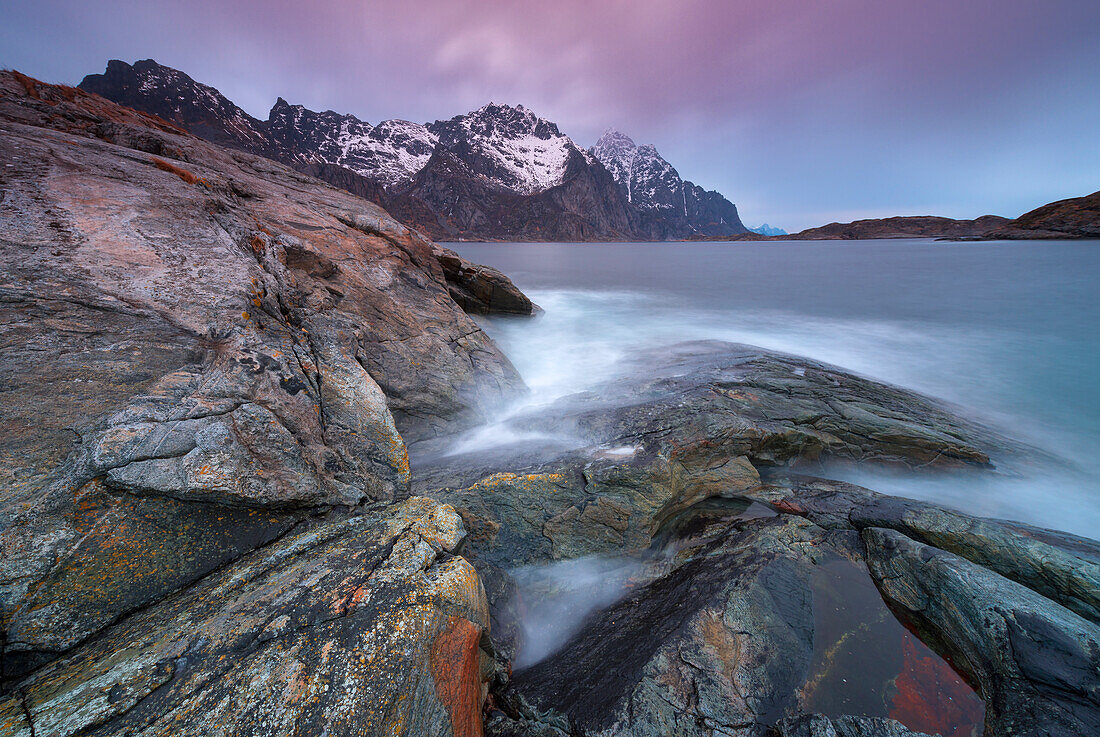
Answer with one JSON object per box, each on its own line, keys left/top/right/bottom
{"left": 449, "top": 239, "right": 1100, "bottom": 539}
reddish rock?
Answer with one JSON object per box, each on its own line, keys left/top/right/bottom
{"left": 889, "top": 634, "right": 984, "bottom": 737}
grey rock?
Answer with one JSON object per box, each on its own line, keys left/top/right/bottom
{"left": 772, "top": 714, "right": 934, "bottom": 737}
{"left": 0, "top": 497, "right": 490, "bottom": 737}
{"left": 864, "top": 527, "right": 1100, "bottom": 736}
{"left": 749, "top": 474, "right": 1100, "bottom": 623}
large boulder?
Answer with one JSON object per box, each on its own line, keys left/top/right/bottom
{"left": 0, "top": 71, "right": 524, "bottom": 679}
{"left": 864, "top": 527, "right": 1100, "bottom": 737}
{"left": 433, "top": 245, "right": 536, "bottom": 315}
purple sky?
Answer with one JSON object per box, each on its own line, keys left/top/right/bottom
{"left": 4, "top": 0, "right": 1098, "bottom": 230}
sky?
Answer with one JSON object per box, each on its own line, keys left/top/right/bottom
{"left": 3, "top": 0, "right": 1098, "bottom": 231}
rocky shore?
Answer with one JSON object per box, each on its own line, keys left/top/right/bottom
{"left": 1, "top": 72, "right": 1097, "bottom": 736}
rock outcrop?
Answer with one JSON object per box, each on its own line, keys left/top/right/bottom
{"left": 0, "top": 69, "right": 524, "bottom": 707}
{"left": 407, "top": 342, "right": 1095, "bottom": 736}
{"left": 0, "top": 497, "right": 491, "bottom": 737}
{"left": 865, "top": 528, "right": 1100, "bottom": 736}
{"left": 433, "top": 246, "right": 537, "bottom": 315}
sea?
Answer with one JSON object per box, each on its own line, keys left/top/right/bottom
{"left": 449, "top": 238, "right": 1100, "bottom": 540}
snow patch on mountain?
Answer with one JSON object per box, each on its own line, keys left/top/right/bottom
{"left": 428, "top": 103, "right": 578, "bottom": 195}
{"left": 590, "top": 129, "right": 639, "bottom": 197}
{"left": 265, "top": 100, "right": 437, "bottom": 187}
{"left": 591, "top": 130, "right": 688, "bottom": 214}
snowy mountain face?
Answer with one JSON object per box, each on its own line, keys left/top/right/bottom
{"left": 750, "top": 223, "right": 788, "bottom": 236}
{"left": 591, "top": 130, "right": 746, "bottom": 235}
{"left": 588, "top": 129, "right": 638, "bottom": 191}
{"left": 629, "top": 144, "right": 688, "bottom": 214}
{"left": 427, "top": 104, "right": 579, "bottom": 195}
{"left": 592, "top": 130, "right": 689, "bottom": 215}
{"left": 266, "top": 99, "right": 437, "bottom": 187}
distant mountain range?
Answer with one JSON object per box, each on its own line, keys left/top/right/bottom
{"left": 703, "top": 193, "right": 1100, "bottom": 240}
{"left": 79, "top": 60, "right": 748, "bottom": 241}
{"left": 749, "top": 223, "right": 787, "bottom": 236}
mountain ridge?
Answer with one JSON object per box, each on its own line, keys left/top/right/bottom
{"left": 79, "top": 59, "right": 748, "bottom": 241}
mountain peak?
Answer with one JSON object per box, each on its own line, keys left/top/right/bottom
{"left": 427, "top": 102, "right": 574, "bottom": 195}
{"left": 79, "top": 58, "right": 268, "bottom": 149}
{"left": 595, "top": 128, "right": 636, "bottom": 148}
{"left": 591, "top": 129, "right": 641, "bottom": 187}
{"left": 456, "top": 102, "right": 562, "bottom": 141}
{"left": 590, "top": 126, "right": 746, "bottom": 234}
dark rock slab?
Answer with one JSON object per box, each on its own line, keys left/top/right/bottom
{"left": 864, "top": 527, "right": 1100, "bottom": 736}
{"left": 433, "top": 245, "right": 536, "bottom": 315}
{"left": 494, "top": 516, "right": 825, "bottom": 737}
{"left": 749, "top": 473, "right": 1100, "bottom": 623}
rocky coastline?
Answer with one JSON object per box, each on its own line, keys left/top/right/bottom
{"left": 1, "top": 71, "right": 1097, "bottom": 737}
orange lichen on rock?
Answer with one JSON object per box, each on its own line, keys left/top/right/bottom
{"left": 468, "top": 472, "right": 566, "bottom": 494}
{"left": 889, "top": 633, "right": 984, "bottom": 736}
{"left": 430, "top": 616, "right": 485, "bottom": 737}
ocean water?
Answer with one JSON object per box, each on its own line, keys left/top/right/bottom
{"left": 449, "top": 239, "right": 1100, "bottom": 540}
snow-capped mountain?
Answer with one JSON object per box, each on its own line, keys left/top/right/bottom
{"left": 589, "top": 129, "right": 638, "bottom": 189}
{"left": 266, "top": 99, "right": 437, "bottom": 188}
{"left": 591, "top": 130, "right": 685, "bottom": 213}
{"left": 427, "top": 103, "right": 581, "bottom": 195}
{"left": 591, "top": 129, "right": 747, "bottom": 235}
{"left": 79, "top": 60, "right": 747, "bottom": 240}
{"left": 750, "top": 223, "right": 788, "bottom": 236}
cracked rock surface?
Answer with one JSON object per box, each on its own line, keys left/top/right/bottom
{"left": 0, "top": 497, "right": 489, "bottom": 737}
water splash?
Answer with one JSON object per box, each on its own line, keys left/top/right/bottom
{"left": 509, "top": 555, "right": 650, "bottom": 669}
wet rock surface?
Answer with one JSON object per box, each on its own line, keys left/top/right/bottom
{"left": 865, "top": 528, "right": 1100, "bottom": 736}
{"left": 772, "top": 714, "right": 935, "bottom": 737}
{"left": 410, "top": 343, "right": 1094, "bottom": 736}
{"left": 410, "top": 340, "right": 1011, "bottom": 573}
